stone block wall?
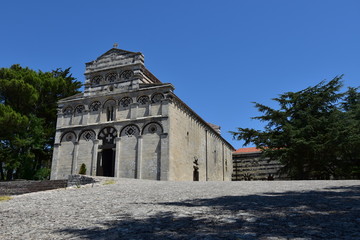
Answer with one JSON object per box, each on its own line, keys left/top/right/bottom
{"left": 168, "top": 98, "right": 233, "bottom": 181}
{"left": 232, "top": 152, "right": 286, "bottom": 181}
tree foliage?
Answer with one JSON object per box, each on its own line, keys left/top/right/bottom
{"left": 0, "top": 64, "right": 81, "bottom": 180}
{"left": 232, "top": 76, "right": 360, "bottom": 179}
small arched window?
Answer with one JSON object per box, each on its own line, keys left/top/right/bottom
{"left": 92, "top": 75, "right": 103, "bottom": 85}
{"left": 104, "top": 100, "right": 116, "bottom": 121}
{"left": 106, "top": 72, "right": 117, "bottom": 82}
{"left": 63, "top": 106, "right": 73, "bottom": 116}
{"left": 74, "top": 105, "right": 85, "bottom": 114}
{"left": 151, "top": 93, "right": 164, "bottom": 103}
{"left": 119, "top": 97, "right": 132, "bottom": 108}
{"left": 90, "top": 101, "right": 101, "bottom": 112}
{"left": 137, "top": 96, "right": 150, "bottom": 105}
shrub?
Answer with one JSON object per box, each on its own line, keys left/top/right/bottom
{"left": 79, "top": 163, "right": 87, "bottom": 175}
{"left": 34, "top": 168, "right": 51, "bottom": 180}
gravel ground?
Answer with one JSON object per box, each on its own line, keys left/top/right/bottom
{"left": 0, "top": 179, "right": 359, "bottom": 240}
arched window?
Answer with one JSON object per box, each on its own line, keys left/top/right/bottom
{"left": 151, "top": 93, "right": 164, "bottom": 103}
{"left": 92, "top": 75, "right": 103, "bottom": 85}
{"left": 137, "top": 96, "right": 150, "bottom": 105}
{"left": 119, "top": 97, "right": 132, "bottom": 108}
{"left": 63, "top": 106, "right": 73, "bottom": 116}
{"left": 120, "top": 70, "right": 133, "bottom": 80}
{"left": 90, "top": 101, "right": 101, "bottom": 112}
{"left": 104, "top": 100, "right": 116, "bottom": 121}
{"left": 106, "top": 72, "right": 117, "bottom": 82}
{"left": 74, "top": 105, "right": 85, "bottom": 114}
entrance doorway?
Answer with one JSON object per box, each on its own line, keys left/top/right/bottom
{"left": 97, "top": 126, "right": 117, "bottom": 177}
{"left": 193, "top": 167, "right": 199, "bottom": 181}
{"left": 97, "top": 148, "right": 115, "bottom": 177}
{"left": 102, "top": 149, "right": 115, "bottom": 177}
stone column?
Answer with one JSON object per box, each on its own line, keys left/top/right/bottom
{"left": 160, "top": 133, "right": 169, "bottom": 180}
{"left": 148, "top": 103, "right": 152, "bottom": 116}
{"left": 50, "top": 143, "right": 61, "bottom": 180}
{"left": 83, "top": 109, "right": 89, "bottom": 125}
{"left": 130, "top": 103, "right": 138, "bottom": 119}
{"left": 100, "top": 108, "right": 105, "bottom": 122}
{"left": 114, "top": 105, "right": 119, "bottom": 121}
{"left": 114, "top": 137, "right": 121, "bottom": 177}
{"left": 71, "top": 141, "right": 80, "bottom": 175}
{"left": 91, "top": 139, "right": 99, "bottom": 176}
{"left": 136, "top": 136, "right": 143, "bottom": 179}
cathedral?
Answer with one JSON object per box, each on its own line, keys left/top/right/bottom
{"left": 50, "top": 46, "right": 234, "bottom": 181}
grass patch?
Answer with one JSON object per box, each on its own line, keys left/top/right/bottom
{"left": 103, "top": 180, "right": 116, "bottom": 185}
{"left": 0, "top": 196, "right": 12, "bottom": 202}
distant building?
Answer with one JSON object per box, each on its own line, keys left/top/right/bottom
{"left": 232, "top": 147, "right": 285, "bottom": 180}
{"left": 50, "top": 47, "right": 234, "bottom": 181}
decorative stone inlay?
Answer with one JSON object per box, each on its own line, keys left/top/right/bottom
{"left": 119, "top": 97, "right": 132, "bottom": 108}
{"left": 82, "top": 130, "right": 95, "bottom": 141}
{"left": 75, "top": 105, "right": 85, "bottom": 114}
{"left": 92, "top": 75, "right": 103, "bottom": 85}
{"left": 137, "top": 96, "right": 149, "bottom": 105}
{"left": 148, "top": 124, "right": 157, "bottom": 134}
{"left": 106, "top": 72, "right": 117, "bottom": 82}
{"left": 90, "top": 101, "right": 101, "bottom": 112}
{"left": 98, "top": 127, "right": 117, "bottom": 144}
{"left": 151, "top": 93, "right": 164, "bottom": 103}
{"left": 121, "top": 70, "right": 133, "bottom": 80}
{"left": 63, "top": 106, "right": 73, "bottom": 115}
{"left": 62, "top": 132, "right": 75, "bottom": 142}
{"left": 123, "top": 125, "right": 138, "bottom": 137}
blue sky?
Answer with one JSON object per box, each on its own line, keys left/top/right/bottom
{"left": 1, "top": 0, "right": 359, "bottom": 149}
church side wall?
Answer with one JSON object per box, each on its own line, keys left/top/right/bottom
{"left": 168, "top": 101, "right": 233, "bottom": 181}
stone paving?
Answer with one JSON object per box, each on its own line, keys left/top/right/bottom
{"left": 0, "top": 179, "right": 359, "bottom": 240}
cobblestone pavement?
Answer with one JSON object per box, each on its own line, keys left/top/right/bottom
{"left": 0, "top": 179, "right": 359, "bottom": 240}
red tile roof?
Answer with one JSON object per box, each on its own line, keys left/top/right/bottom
{"left": 234, "top": 147, "right": 262, "bottom": 154}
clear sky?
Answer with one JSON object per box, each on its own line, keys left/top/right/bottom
{"left": 1, "top": 0, "right": 359, "bottom": 149}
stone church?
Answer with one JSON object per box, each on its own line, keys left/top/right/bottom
{"left": 50, "top": 46, "right": 234, "bottom": 181}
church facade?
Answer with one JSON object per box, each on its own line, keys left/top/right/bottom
{"left": 50, "top": 47, "right": 234, "bottom": 181}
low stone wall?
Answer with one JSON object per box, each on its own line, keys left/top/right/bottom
{"left": 0, "top": 175, "right": 97, "bottom": 195}
{"left": 232, "top": 152, "right": 286, "bottom": 181}
{"left": 0, "top": 180, "right": 68, "bottom": 195}
{"left": 67, "top": 175, "right": 96, "bottom": 187}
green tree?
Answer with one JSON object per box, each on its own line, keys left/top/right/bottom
{"left": 0, "top": 64, "right": 81, "bottom": 180}
{"left": 232, "top": 76, "right": 360, "bottom": 179}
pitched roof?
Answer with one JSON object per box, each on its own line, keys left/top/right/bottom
{"left": 96, "top": 48, "right": 140, "bottom": 60}
{"left": 234, "top": 147, "right": 262, "bottom": 154}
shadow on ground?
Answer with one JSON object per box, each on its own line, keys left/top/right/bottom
{"left": 57, "top": 185, "right": 360, "bottom": 240}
